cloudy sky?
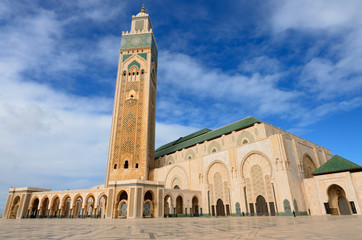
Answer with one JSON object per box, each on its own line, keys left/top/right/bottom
{"left": 1, "top": 0, "right": 362, "bottom": 214}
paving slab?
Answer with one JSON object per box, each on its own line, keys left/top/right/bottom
{"left": 1, "top": 216, "right": 362, "bottom": 239}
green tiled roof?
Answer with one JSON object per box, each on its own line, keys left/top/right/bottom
{"left": 154, "top": 117, "right": 262, "bottom": 159}
{"left": 312, "top": 155, "right": 362, "bottom": 176}
{"left": 155, "top": 128, "right": 211, "bottom": 152}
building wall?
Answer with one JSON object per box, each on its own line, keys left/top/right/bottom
{"left": 151, "top": 122, "right": 335, "bottom": 216}
{"left": 302, "top": 172, "right": 362, "bottom": 215}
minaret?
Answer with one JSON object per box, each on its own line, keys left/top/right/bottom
{"left": 105, "top": 5, "right": 158, "bottom": 186}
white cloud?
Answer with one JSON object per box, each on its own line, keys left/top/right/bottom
{"left": 155, "top": 122, "right": 200, "bottom": 149}
{"left": 94, "top": 35, "right": 121, "bottom": 65}
{"left": 239, "top": 56, "right": 282, "bottom": 74}
{"left": 158, "top": 51, "right": 299, "bottom": 120}
{"left": 271, "top": 0, "right": 362, "bottom": 32}
{"left": 74, "top": 0, "right": 128, "bottom": 22}
{"left": 271, "top": 0, "right": 362, "bottom": 100}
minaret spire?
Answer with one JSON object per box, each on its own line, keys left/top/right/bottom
{"left": 141, "top": 4, "right": 146, "bottom": 13}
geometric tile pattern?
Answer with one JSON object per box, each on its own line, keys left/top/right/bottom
{"left": 251, "top": 165, "right": 266, "bottom": 200}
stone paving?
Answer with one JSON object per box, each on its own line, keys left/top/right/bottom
{"left": 1, "top": 216, "right": 362, "bottom": 239}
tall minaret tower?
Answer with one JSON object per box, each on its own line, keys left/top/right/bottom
{"left": 105, "top": 5, "right": 158, "bottom": 186}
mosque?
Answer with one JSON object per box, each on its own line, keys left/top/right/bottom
{"left": 3, "top": 6, "right": 362, "bottom": 219}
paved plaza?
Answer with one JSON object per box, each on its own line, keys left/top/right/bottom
{"left": 1, "top": 216, "right": 362, "bottom": 239}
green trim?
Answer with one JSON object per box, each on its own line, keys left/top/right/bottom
{"left": 313, "top": 155, "right": 362, "bottom": 175}
{"left": 138, "top": 53, "right": 147, "bottom": 60}
{"left": 156, "top": 129, "right": 211, "bottom": 152}
{"left": 155, "top": 117, "right": 262, "bottom": 159}
{"left": 132, "top": 16, "right": 149, "bottom": 20}
{"left": 277, "top": 212, "right": 293, "bottom": 216}
{"left": 122, "top": 54, "right": 132, "bottom": 62}
{"left": 120, "top": 33, "right": 158, "bottom": 62}
{"left": 296, "top": 211, "right": 308, "bottom": 216}
{"left": 128, "top": 60, "right": 140, "bottom": 70}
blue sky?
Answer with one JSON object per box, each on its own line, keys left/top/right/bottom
{"left": 1, "top": 0, "right": 362, "bottom": 214}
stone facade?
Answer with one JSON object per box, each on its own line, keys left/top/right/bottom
{"left": 3, "top": 6, "right": 362, "bottom": 220}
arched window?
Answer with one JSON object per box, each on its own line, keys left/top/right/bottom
{"left": 123, "top": 71, "right": 126, "bottom": 76}
{"left": 135, "top": 163, "right": 139, "bottom": 168}
{"left": 124, "top": 160, "right": 129, "bottom": 169}
{"left": 141, "top": 69, "right": 144, "bottom": 74}
{"left": 114, "top": 164, "right": 117, "bottom": 169}
{"left": 303, "top": 155, "right": 316, "bottom": 179}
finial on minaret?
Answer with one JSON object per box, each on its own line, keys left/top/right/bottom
{"left": 141, "top": 4, "right": 146, "bottom": 13}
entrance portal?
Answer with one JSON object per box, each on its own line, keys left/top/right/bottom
{"left": 338, "top": 196, "right": 351, "bottom": 215}
{"left": 256, "top": 195, "right": 268, "bottom": 216}
{"left": 327, "top": 184, "right": 352, "bottom": 215}
{"left": 216, "top": 199, "right": 225, "bottom": 216}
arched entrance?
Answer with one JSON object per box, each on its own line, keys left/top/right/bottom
{"left": 9, "top": 196, "right": 20, "bottom": 219}
{"left": 98, "top": 195, "right": 107, "bottom": 218}
{"left": 73, "top": 196, "right": 83, "bottom": 218}
{"left": 39, "top": 197, "right": 50, "bottom": 218}
{"left": 61, "top": 196, "right": 71, "bottom": 218}
{"left": 338, "top": 196, "right": 351, "bottom": 215}
{"left": 116, "top": 191, "right": 128, "bottom": 218}
{"left": 85, "top": 196, "right": 95, "bottom": 218}
{"left": 192, "top": 196, "right": 199, "bottom": 216}
{"left": 30, "top": 198, "right": 39, "bottom": 218}
{"left": 50, "top": 197, "right": 60, "bottom": 217}
{"left": 176, "top": 196, "right": 183, "bottom": 215}
{"left": 164, "top": 195, "right": 172, "bottom": 217}
{"left": 144, "top": 191, "right": 154, "bottom": 218}
{"left": 216, "top": 198, "right": 225, "bottom": 216}
{"left": 256, "top": 195, "right": 268, "bottom": 216}
{"left": 327, "top": 184, "right": 352, "bottom": 215}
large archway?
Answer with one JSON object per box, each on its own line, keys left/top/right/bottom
{"left": 164, "top": 195, "right": 172, "bottom": 217}
{"left": 39, "top": 197, "right": 50, "bottom": 218}
{"left": 50, "top": 196, "right": 60, "bottom": 217}
{"left": 176, "top": 196, "right": 183, "bottom": 215}
{"left": 143, "top": 190, "right": 154, "bottom": 218}
{"left": 85, "top": 195, "right": 95, "bottom": 218}
{"left": 73, "top": 196, "right": 83, "bottom": 218}
{"left": 9, "top": 196, "right": 20, "bottom": 219}
{"left": 256, "top": 195, "right": 268, "bottom": 216}
{"left": 241, "top": 153, "right": 274, "bottom": 217}
{"left": 207, "top": 161, "right": 230, "bottom": 216}
{"left": 98, "top": 195, "right": 107, "bottom": 218}
{"left": 29, "top": 198, "right": 40, "bottom": 218}
{"left": 216, "top": 198, "right": 225, "bottom": 216}
{"left": 61, "top": 196, "right": 71, "bottom": 218}
{"left": 303, "top": 155, "right": 316, "bottom": 179}
{"left": 328, "top": 185, "right": 352, "bottom": 215}
{"left": 192, "top": 196, "right": 199, "bottom": 216}
{"left": 116, "top": 191, "right": 128, "bottom": 218}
